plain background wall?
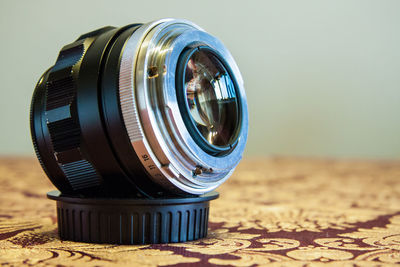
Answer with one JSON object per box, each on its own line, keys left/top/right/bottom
{"left": 0, "top": 0, "right": 399, "bottom": 159}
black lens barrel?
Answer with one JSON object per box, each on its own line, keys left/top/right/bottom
{"left": 31, "top": 25, "right": 166, "bottom": 197}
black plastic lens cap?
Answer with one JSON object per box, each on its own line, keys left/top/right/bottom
{"left": 47, "top": 190, "right": 219, "bottom": 244}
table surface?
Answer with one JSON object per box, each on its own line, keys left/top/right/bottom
{"left": 1, "top": 157, "right": 400, "bottom": 266}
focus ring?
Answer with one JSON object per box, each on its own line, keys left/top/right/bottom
{"left": 30, "top": 70, "right": 52, "bottom": 180}
{"left": 45, "top": 39, "right": 101, "bottom": 190}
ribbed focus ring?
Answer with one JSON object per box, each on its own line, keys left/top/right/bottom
{"left": 46, "top": 42, "right": 84, "bottom": 110}
{"left": 48, "top": 190, "right": 218, "bottom": 244}
{"left": 45, "top": 39, "right": 101, "bottom": 190}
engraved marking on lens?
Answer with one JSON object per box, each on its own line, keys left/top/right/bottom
{"left": 193, "top": 167, "right": 203, "bottom": 176}
{"left": 147, "top": 66, "right": 159, "bottom": 78}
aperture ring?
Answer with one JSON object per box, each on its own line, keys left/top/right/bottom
{"left": 45, "top": 38, "right": 101, "bottom": 190}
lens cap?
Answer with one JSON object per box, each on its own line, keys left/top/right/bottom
{"left": 47, "top": 190, "right": 219, "bottom": 244}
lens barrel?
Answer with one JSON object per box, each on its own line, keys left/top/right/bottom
{"left": 31, "top": 19, "right": 248, "bottom": 197}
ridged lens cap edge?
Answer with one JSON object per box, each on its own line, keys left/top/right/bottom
{"left": 47, "top": 190, "right": 219, "bottom": 244}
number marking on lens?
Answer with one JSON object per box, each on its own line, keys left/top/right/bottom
{"left": 141, "top": 154, "right": 150, "bottom": 161}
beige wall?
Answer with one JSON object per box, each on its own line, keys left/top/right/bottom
{"left": 1, "top": 0, "right": 399, "bottom": 158}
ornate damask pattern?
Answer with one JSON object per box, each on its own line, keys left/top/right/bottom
{"left": 1, "top": 157, "right": 400, "bottom": 266}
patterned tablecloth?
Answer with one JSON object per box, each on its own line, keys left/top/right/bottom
{"left": 1, "top": 157, "right": 400, "bottom": 266}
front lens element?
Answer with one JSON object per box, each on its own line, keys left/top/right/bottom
{"left": 182, "top": 48, "right": 239, "bottom": 151}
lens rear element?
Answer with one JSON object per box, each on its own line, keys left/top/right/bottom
{"left": 182, "top": 48, "right": 239, "bottom": 152}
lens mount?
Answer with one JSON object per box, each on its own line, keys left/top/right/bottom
{"left": 31, "top": 19, "right": 248, "bottom": 197}
{"left": 120, "top": 19, "right": 248, "bottom": 195}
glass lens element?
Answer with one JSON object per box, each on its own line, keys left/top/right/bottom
{"left": 184, "top": 49, "right": 239, "bottom": 148}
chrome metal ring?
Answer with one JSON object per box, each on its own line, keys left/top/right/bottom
{"left": 119, "top": 19, "right": 248, "bottom": 195}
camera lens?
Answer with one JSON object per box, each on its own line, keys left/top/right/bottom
{"left": 30, "top": 19, "right": 248, "bottom": 197}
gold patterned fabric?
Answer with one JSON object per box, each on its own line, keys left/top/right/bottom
{"left": 1, "top": 157, "right": 400, "bottom": 266}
